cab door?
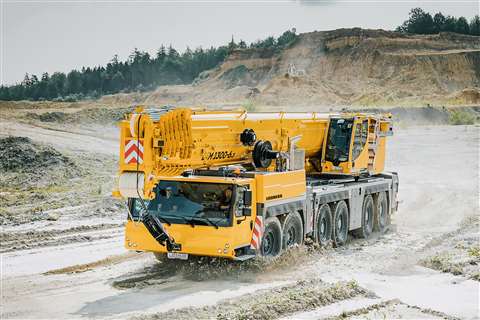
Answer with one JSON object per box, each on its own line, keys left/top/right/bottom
{"left": 351, "top": 118, "right": 369, "bottom": 173}
{"left": 231, "top": 183, "right": 255, "bottom": 250}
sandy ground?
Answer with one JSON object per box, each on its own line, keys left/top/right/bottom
{"left": 1, "top": 118, "right": 479, "bottom": 319}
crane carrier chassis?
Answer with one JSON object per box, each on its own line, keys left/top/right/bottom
{"left": 114, "top": 107, "right": 399, "bottom": 261}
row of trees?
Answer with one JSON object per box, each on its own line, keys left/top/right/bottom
{"left": 397, "top": 8, "right": 480, "bottom": 36}
{"left": 0, "top": 29, "right": 298, "bottom": 102}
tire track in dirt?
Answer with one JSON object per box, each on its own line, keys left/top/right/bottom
{"left": 0, "top": 223, "right": 123, "bottom": 253}
{"left": 321, "top": 299, "right": 461, "bottom": 320}
{"left": 43, "top": 252, "right": 141, "bottom": 275}
{"left": 132, "top": 279, "right": 370, "bottom": 320}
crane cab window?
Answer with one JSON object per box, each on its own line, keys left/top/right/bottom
{"left": 326, "top": 118, "right": 354, "bottom": 165}
{"left": 352, "top": 120, "right": 369, "bottom": 160}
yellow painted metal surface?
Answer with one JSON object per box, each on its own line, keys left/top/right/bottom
{"left": 125, "top": 220, "right": 251, "bottom": 259}
{"left": 255, "top": 170, "right": 306, "bottom": 202}
{"left": 119, "top": 109, "right": 329, "bottom": 181}
{"left": 124, "top": 174, "right": 257, "bottom": 259}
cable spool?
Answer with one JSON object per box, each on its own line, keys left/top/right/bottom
{"left": 253, "top": 140, "right": 279, "bottom": 168}
{"left": 129, "top": 113, "right": 147, "bottom": 138}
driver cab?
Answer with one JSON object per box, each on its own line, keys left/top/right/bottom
{"left": 322, "top": 116, "right": 371, "bottom": 175}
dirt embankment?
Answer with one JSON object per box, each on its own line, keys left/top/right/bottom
{"left": 2, "top": 29, "right": 478, "bottom": 110}
{"left": 0, "top": 136, "right": 79, "bottom": 223}
{"left": 136, "top": 29, "right": 480, "bottom": 108}
{"left": 0, "top": 103, "right": 126, "bottom": 227}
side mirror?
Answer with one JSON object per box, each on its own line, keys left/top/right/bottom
{"left": 242, "top": 207, "right": 252, "bottom": 216}
{"left": 244, "top": 190, "right": 252, "bottom": 207}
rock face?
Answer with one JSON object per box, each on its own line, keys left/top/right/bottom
{"left": 146, "top": 28, "right": 480, "bottom": 107}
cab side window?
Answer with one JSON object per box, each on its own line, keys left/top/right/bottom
{"left": 352, "top": 120, "right": 368, "bottom": 160}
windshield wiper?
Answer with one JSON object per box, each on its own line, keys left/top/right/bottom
{"left": 159, "top": 214, "right": 195, "bottom": 228}
{"left": 191, "top": 210, "right": 220, "bottom": 229}
{"left": 179, "top": 216, "right": 196, "bottom": 228}
{"left": 194, "top": 216, "right": 219, "bottom": 229}
{"left": 188, "top": 216, "right": 219, "bottom": 229}
{"left": 155, "top": 215, "right": 172, "bottom": 226}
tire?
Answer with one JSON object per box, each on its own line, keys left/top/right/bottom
{"left": 353, "top": 195, "right": 374, "bottom": 239}
{"left": 282, "top": 212, "right": 304, "bottom": 249}
{"left": 316, "top": 204, "right": 332, "bottom": 247}
{"left": 332, "top": 201, "right": 349, "bottom": 247}
{"left": 261, "top": 217, "right": 283, "bottom": 257}
{"left": 374, "top": 192, "right": 389, "bottom": 233}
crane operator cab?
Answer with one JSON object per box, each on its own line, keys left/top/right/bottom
{"left": 321, "top": 115, "right": 391, "bottom": 176}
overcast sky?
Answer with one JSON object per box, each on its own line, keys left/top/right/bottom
{"left": 1, "top": 0, "right": 478, "bottom": 85}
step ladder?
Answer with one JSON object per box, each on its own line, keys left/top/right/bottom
{"left": 367, "top": 121, "right": 379, "bottom": 172}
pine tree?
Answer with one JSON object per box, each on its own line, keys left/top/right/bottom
{"left": 470, "top": 15, "right": 480, "bottom": 36}
{"left": 228, "top": 35, "right": 237, "bottom": 52}
{"left": 443, "top": 15, "right": 457, "bottom": 32}
{"left": 433, "top": 12, "right": 446, "bottom": 33}
{"left": 455, "top": 17, "right": 470, "bottom": 34}
{"left": 399, "top": 8, "right": 434, "bottom": 34}
{"left": 238, "top": 40, "right": 247, "bottom": 49}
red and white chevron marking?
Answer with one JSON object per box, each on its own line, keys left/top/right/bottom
{"left": 124, "top": 139, "right": 144, "bottom": 164}
{"left": 250, "top": 216, "right": 263, "bottom": 250}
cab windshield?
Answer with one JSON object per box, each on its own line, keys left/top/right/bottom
{"left": 325, "top": 118, "right": 354, "bottom": 166}
{"left": 130, "top": 181, "right": 234, "bottom": 227}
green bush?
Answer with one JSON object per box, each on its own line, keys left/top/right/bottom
{"left": 449, "top": 110, "right": 475, "bottom": 125}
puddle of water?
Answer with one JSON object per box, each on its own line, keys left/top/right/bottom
{"left": 76, "top": 279, "right": 291, "bottom": 318}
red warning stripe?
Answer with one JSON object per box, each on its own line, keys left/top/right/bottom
{"left": 124, "top": 140, "right": 144, "bottom": 164}
{"left": 250, "top": 216, "right": 263, "bottom": 250}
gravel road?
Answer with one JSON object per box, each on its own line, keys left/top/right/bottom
{"left": 1, "top": 123, "right": 478, "bottom": 320}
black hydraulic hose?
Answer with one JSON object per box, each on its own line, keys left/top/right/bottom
{"left": 135, "top": 114, "right": 149, "bottom": 215}
{"left": 133, "top": 113, "right": 174, "bottom": 247}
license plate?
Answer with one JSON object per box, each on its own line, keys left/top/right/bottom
{"left": 167, "top": 252, "right": 188, "bottom": 260}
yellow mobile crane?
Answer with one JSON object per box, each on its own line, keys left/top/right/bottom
{"left": 113, "top": 107, "right": 398, "bottom": 260}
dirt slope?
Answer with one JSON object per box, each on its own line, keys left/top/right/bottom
{"left": 3, "top": 29, "right": 477, "bottom": 109}
{"left": 141, "top": 29, "right": 480, "bottom": 107}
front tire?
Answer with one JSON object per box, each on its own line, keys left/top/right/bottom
{"left": 332, "top": 201, "right": 349, "bottom": 247}
{"left": 261, "top": 217, "right": 283, "bottom": 257}
{"left": 282, "top": 212, "right": 304, "bottom": 249}
{"left": 316, "top": 204, "right": 332, "bottom": 247}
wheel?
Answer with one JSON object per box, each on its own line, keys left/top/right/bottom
{"left": 261, "top": 217, "right": 283, "bottom": 257}
{"left": 332, "top": 201, "right": 349, "bottom": 247}
{"left": 316, "top": 203, "right": 332, "bottom": 246}
{"left": 353, "top": 195, "right": 374, "bottom": 239}
{"left": 282, "top": 211, "right": 304, "bottom": 249}
{"left": 374, "top": 192, "right": 389, "bottom": 233}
